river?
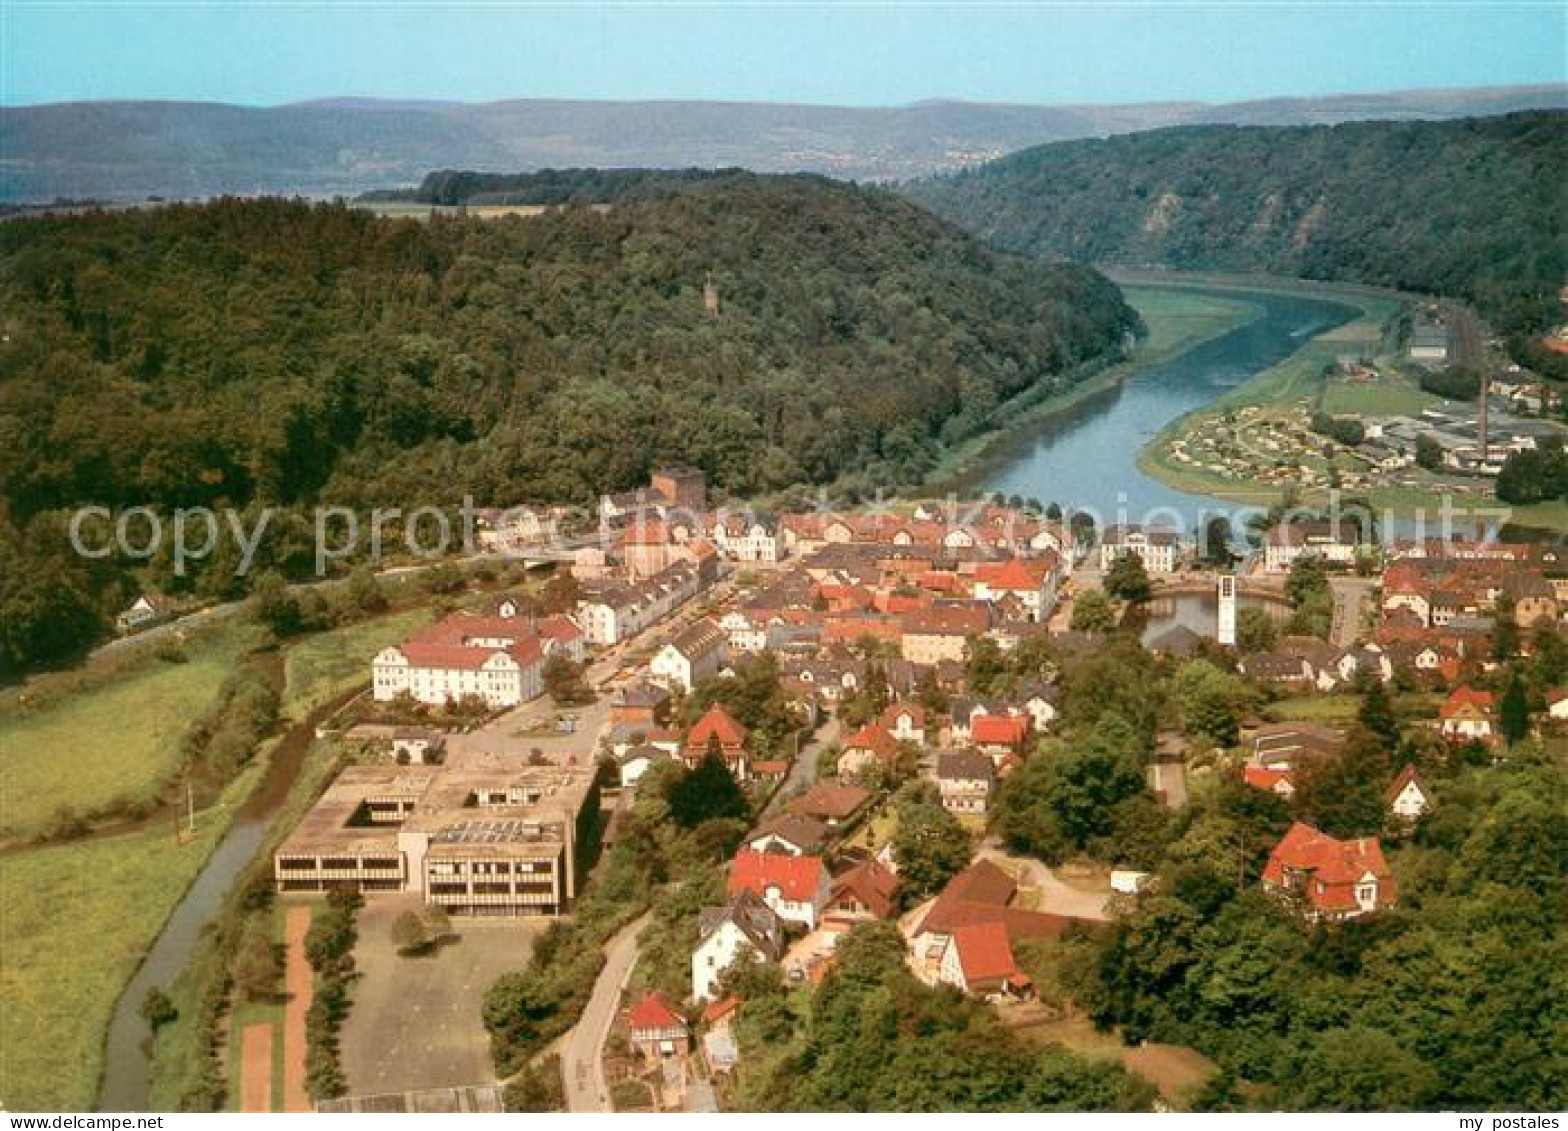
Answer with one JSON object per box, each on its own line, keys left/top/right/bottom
{"left": 971, "top": 287, "right": 1357, "bottom": 529}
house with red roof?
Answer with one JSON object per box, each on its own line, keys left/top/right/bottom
{"left": 371, "top": 610, "right": 561, "bottom": 708}
{"left": 880, "top": 700, "right": 927, "bottom": 743}
{"left": 910, "top": 859, "right": 1091, "bottom": 984}
{"left": 1262, "top": 823, "right": 1396, "bottom": 920}
{"left": 968, "top": 713, "right": 1031, "bottom": 760}
{"left": 1439, "top": 686, "right": 1496, "bottom": 741}
{"left": 685, "top": 703, "right": 750, "bottom": 780}
{"left": 836, "top": 722, "right": 901, "bottom": 781}
{"left": 970, "top": 557, "right": 1059, "bottom": 623}
{"left": 727, "top": 849, "right": 831, "bottom": 929}
{"left": 625, "top": 990, "right": 688, "bottom": 1059}
{"left": 1242, "top": 764, "right": 1296, "bottom": 799}
{"left": 824, "top": 858, "right": 898, "bottom": 924}
{"left": 1386, "top": 764, "right": 1434, "bottom": 823}
{"left": 940, "top": 921, "right": 1034, "bottom": 1000}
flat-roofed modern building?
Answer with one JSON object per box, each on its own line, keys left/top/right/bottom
{"left": 274, "top": 759, "right": 600, "bottom": 916}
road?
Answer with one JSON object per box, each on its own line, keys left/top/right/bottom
{"left": 978, "top": 844, "right": 1113, "bottom": 922}
{"left": 1328, "top": 576, "right": 1378, "bottom": 648}
{"left": 759, "top": 716, "right": 840, "bottom": 820}
{"left": 562, "top": 914, "right": 649, "bottom": 1113}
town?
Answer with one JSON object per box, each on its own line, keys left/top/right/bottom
{"left": 235, "top": 463, "right": 1566, "bottom": 1113}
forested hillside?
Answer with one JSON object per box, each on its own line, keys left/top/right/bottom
{"left": 362, "top": 166, "right": 735, "bottom": 206}
{"left": 906, "top": 112, "right": 1567, "bottom": 359}
{"left": 0, "top": 175, "right": 1135, "bottom": 673}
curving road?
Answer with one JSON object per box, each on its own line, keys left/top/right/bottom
{"left": 561, "top": 914, "right": 648, "bottom": 1112}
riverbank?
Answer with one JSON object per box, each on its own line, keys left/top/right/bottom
{"left": 1133, "top": 275, "right": 1568, "bottom": 534}
{"left": 924, "top": 284, "right": 1264, "bottom": 491}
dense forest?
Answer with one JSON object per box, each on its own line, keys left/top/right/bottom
{"left": 906, "top": 112, "right": 1568, "bottom": 362}
{"left": 363, "top": 167, "right": 737, "bottom": 206}
{"left": 0, "top": 176, "right": 1136, "bottom": 674}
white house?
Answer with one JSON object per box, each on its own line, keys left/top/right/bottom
{"left": 1386, "top": 765, "right": 1434, "bottom": 822}
{"left": 649, "top": 618, "right": 727, "bottom": 692}
{"left": 692, "top": 890, "right": 786, "bottom": 1002}
{"left": 1098, "top": 526, "right": 1179, "bottom": 573}
{"left": 116, "top": 595, "right": 162, "bottom": 634}
{"left": 726, "top": 850, "right": 830, "bottom": 930}
{"left": 1263, "top": 522, "right": 1362, "bottom": 573}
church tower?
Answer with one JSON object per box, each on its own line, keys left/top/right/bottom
{"left": 1217, "top": 573, "right": 1237, "bottom": 647}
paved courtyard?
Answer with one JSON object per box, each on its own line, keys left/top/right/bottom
{"left": 340, "top": 894, "right": 545, "bottom": 1094}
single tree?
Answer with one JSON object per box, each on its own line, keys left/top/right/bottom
{"left": 1070, "top": 590, "right": 1116, "bottom": 633}
{"left": 1499, "top": 670, "right": 1530, "bottom": 745}
{"left": 391, "top": 909, "right": 430, "bottom": 955}
{"left": 1104, "top": 552, "right": 1152, "bottom": 604}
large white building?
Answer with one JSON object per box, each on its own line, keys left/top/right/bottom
{"left": 711, "top": 514, "right": 785, "bottom": 564}
{"left": 371, "top": 612, "right": 582, "bottom": 709}
{"left": 1263, "top": 522, "right": 1361, "bottom": 573}
{"left": 573, "top": 561, "right": 707, "bottom": 646}
{"left": 1098, "top": 526, "right": 1180, "bottom": 573}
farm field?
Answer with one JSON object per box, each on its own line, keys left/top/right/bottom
{"left": 0, "top": 629, "right": 257, "bottom": 841}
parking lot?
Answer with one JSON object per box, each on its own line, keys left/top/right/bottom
{"left": 340, "top": 894, "right": 545, "bottom": 1094}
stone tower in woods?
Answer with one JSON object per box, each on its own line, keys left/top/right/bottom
{"left": 703, "top": 277, "right": 720, "bottom": 317}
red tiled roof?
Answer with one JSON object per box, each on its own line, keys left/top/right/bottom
{"left": 687, "top": 704, "right": 749, "bottom": 751}
{"left": 1243, "top": 766, "right": 1294, "bottom": 792}
{"left": 953, "top": 921, "right": 1019, "bottom": 985}
{"left": 728, "top": 850, "right": 826, "bottom": 904}
{"left": 627, "top": 990, "right": 685, "bottom": 1033}
{"left": 973, "top": 559, "right": 1049, "bottom": 591}
{"left": 880, "top": 701, "right": 926, "bottom": 730}
{"left": 1263, "top": 823, "right": 1396, "bottom": 913}
{"left": 843, "top": 723, "right": 899, "bottom": 759}
{"left": 971, "top": 714, "right": 1030, "bottom": 748}
{"left": 828, "top": 859, "right": 898, "bottom": 919}
{"left": 702, "top": 997, "right": 740, "bottom": 1025}
{"left": 1440, "top": 686, "right": 1495, "bottom": 718}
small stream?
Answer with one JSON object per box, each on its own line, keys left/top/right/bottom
{"left": 96, "top": 691, "right": 349, "bottom": 1112}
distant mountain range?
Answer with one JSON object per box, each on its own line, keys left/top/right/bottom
{"left": 2, "top": 84, "right": 1564, "bottom": 202}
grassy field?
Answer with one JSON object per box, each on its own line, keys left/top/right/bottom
{"left": 1318, "top": 372, "right": 1440, "bottom": 417}
{"left": 0, "top": 764, "right": 261, "bottom": 1111}
{"left": 1127, "top": 286, "right": 1262, "bottom": 359}
{"left": 281, "top": 608, "right": 430, "bottom": 720}
{"left": 0, "top": 600, "right": 434, "bottom": 1111}
{"left": 0, "top": 629, "right": 257, "bottom": 841}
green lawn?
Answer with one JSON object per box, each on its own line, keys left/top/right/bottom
{"left": 1123, "top": 286, "right": 1261, "bottom": 359}
{"left": 0, "top": 631, "right": 255, "bottom": 840}
{"left": 1318, "top": 374, "right": 1440, "bottom": 417}
{"left": 281, "top": 608, "right": 430, "bottom": 720}
{"left": 0, "top": 765, "right": 260, "bottom": 1111}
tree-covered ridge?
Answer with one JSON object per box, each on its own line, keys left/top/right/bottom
{"left": 905, "top": 111, "right": 1567, "bottom": 351}
{"left": 365, "top": 166, "right": 738, "bottom": 206}
{"left": 0, "top": 175, "right": 1137, "bottom": 518}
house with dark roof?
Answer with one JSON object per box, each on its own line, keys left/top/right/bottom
{"left": 692, "top": 890, "right": 785, "bottom": 1002}
{"left": 1386, "top": 764, "right": 1434, "bottom": 823}
{"left": 935, "top": 750, "right": 995, "bottom": 816}
{"left": 745, "top": 812, "right": 829, "bottom": 857}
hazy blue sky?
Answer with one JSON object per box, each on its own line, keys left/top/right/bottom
{"left": 3, "top": 2, "right": 1564, "bottom": 107}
